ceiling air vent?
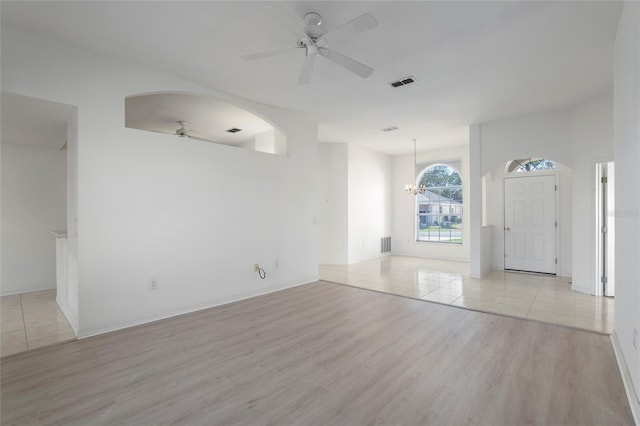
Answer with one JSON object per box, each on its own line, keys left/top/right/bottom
{"left": 382, "top": 126, "right": 399, "bottom": 132}
{"left": 389, "top": 76, "right": 416, "bottom": 88}
{"left": 226, "top": 128, "right": 242, "bottom": 133}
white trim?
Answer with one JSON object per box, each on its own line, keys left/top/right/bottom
{"left": 56, "top": 296, "right": 79, "bottom": 336}
{"left": 611, "top": 331, "right": 640, "bottom": 425}
{"left": 347, "top": 252, "right": 392, "bottom": 265}
{"left": 593, "top": 158, "right": 616, "bottom": 297}
{"left": 77, "top": 276, "right": 319, "bottom": 339}
{"left": 391, "top": 251, "right": 470, "bottom": 263}
{"left": 1, "top": 286, "right": 56, "bottom": 297}
{"left": 569, "top": 283, "right": 593, "bottom": 295}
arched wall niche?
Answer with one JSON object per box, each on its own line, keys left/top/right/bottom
{"left": 124, "top": 91, "right": 287, "bottom": 156}
{"left": 482, "top": 157, "right": 574, "bottom": 279}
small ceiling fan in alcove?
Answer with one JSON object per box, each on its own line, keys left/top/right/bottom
{"left": 151, "top": 121, "right": 216, "bottom": 143}
{"left": 242, "top": 7, "right": 378, "bottom": 84}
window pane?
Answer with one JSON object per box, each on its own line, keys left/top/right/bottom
{"left": 506, "top": 158, "right": 556, "bottom": 173}
{"left": 416, "top": 164, "right": 463, "bottom": 244}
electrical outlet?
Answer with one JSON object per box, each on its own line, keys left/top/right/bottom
{"left": 634, "top": 328, "right": 637, "bottom": 350}
{"left": 150, "top": 278, "right": 158, "bottom": 290}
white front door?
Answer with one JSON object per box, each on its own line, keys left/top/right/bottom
{"left": 504, "top": 175, "right": 556, "bottom": 274}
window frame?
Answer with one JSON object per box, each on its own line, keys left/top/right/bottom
{"left": 415, "top": 163, "right": 463, "bottom": 244}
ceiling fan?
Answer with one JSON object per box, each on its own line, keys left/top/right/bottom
{"left": 158, "top": 121, "right": 215, "bottom": 143}
{"left": 242, "top": 7, "right": 378, "bottom": 84}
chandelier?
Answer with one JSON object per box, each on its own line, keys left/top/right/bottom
{"left": 405, "top": 139, "right": 426, "bottom": 195}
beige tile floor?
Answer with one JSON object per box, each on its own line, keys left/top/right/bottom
{"left": 1, "top": 289, "right": 76, "bottom": 357}
{"left": 320, "top": 255, "right": 614, "bottom": 334}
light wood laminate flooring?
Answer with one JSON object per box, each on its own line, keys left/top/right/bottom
{"left": 1, "top": 281, "right": 632, "bottom": 425}
{"left": 321, "top": 255, "right": 614, "bottom": 334}
{"left": 1, "top": 290, "right": 76, "bottom": 357}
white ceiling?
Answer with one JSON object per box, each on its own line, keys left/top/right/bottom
{"left": 125, "top": 93, "right": 274, "bottom": 145}
{"left": 1, "top": 92, "right": 72, "bottom": 150}
{"left": 0, "top": 1, "right": 622, "bottom": 155}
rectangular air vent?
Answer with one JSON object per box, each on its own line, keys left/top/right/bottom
{"left": 226, "top": 128, "right": 242, "bottom": 133}
{"left": 381, "top": 236, "right": 391, "bottom": 253}
{"left": 389, "top": 76, "right": 416, "bottom": 88}
{"left": 381, "top": 126, "right": 398, "bottom": 132}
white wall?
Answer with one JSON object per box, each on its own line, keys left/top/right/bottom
{"left": 392, "top": 145, "right": 471, "bottom": 261}
{"left": 1, "top": 25, "right": 318, "bottom": 337}
{"left": 1, "top": 143, "right": 67, "bottom": 295}
{"left": 570, "top": 95, "right": 614, "bottom": 292}
{"left": 62, "top": 108, "right": 79, "bottom": 331}
{"left": 613, "top": 1, "right": 640, "bottom": 409}
{"left": 481, "top": 226, "right": 493, "bottom": 276}
{"left": 347, "top": 144, "right": 392, "bottom": 264}
{"left": 479, "top": 110, "right": 573, "bottom": 174}
{"left": 317, "top": 143, "right": 348, "bottom": 264}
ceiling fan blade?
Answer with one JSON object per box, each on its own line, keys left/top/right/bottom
{"left": 322, "top": 13, "right": 379, "bottom": 42}
{"left": 187, "top": 135, "right": 217, "bottom": 143}
{"left": 318, "top": 47, "right": 374, "bottom": 78}
{"left": 241, "top": 47, "right": 295, "bottom": 61}
{"left": 145, "top": 128, "right": 174, "bottom": 137}
{"left": 267, "top": 5, "right": 310, "bottom": 42}
{"left": 298, "top": 55, "right": 316, "bottom": 85}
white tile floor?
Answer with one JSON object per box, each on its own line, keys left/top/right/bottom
{"left": 1, "top": 290, "right": 76, "bottom": 357}
{"left": 320, "top": 255, "right": 614, "bottom": 334}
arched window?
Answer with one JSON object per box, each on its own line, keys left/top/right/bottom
{"left": 505, "top": 158, "right": 556, "bottom": 173}
{"left": 416, "top": 164, "right": 463, "bottom": 244}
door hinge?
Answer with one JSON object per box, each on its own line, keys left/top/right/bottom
{"left": 555, "top": 258, "right": 558, "bottom": 264}
{"left": 555, "top": 184, "right": 558, "bottom": 191}
{"left": 601, "top": 177, "right": 608, "bottom": 184}
{"left": 602, "top": 226, "right": 607, "bottom": 233}
{"left": 601, "top": 276, "right": 608, "bottom": 284}
{"left": 555, "top": 221, "right": 558, "bottom": 228}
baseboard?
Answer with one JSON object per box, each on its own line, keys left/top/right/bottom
{"left": 77, "top": 276, "right": 319, "bottom": 339}
{"left": 56, "top": 296, "right": 79, "bottom": 337}
{"left": 611, "top": 331, "right": 640, "bottom": 425}
{"left": 480, "top": 264, "right": 492, "bottom": 278}
{"left": 390, "top": 251, "right": 470, "bottom": 263}
{"left": 347, "top": 252, "right": 391, "bottom": 265}
{"left": 1, "top": 285, "right": 56, "bottom": 297}
{"left": 570, "top": 284, "right": 593, "bottom": 295}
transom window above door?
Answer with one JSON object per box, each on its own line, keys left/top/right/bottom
{"left": 505, "top": 158, "right": 556, "bottom": 173}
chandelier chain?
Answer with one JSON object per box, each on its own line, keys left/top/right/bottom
{"left": 405, "top": 138, "right": 426, "bottom": 195}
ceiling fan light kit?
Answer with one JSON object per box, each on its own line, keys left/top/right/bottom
{"left": 303, "top": 12, "right": 323, "bottom": 27}
{"left": 242, "top": 7, "right": 378, "bottom": 84}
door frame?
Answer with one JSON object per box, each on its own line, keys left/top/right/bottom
{"left": 595, "top": 160, "right": 615, "bottom": 297}
{"left": 502, "top": 171, "right": 560, "bottom": 275}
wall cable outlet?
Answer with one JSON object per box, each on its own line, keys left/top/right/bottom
{"left": 254, "top": 264, "right": 266, "bottom": 279}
